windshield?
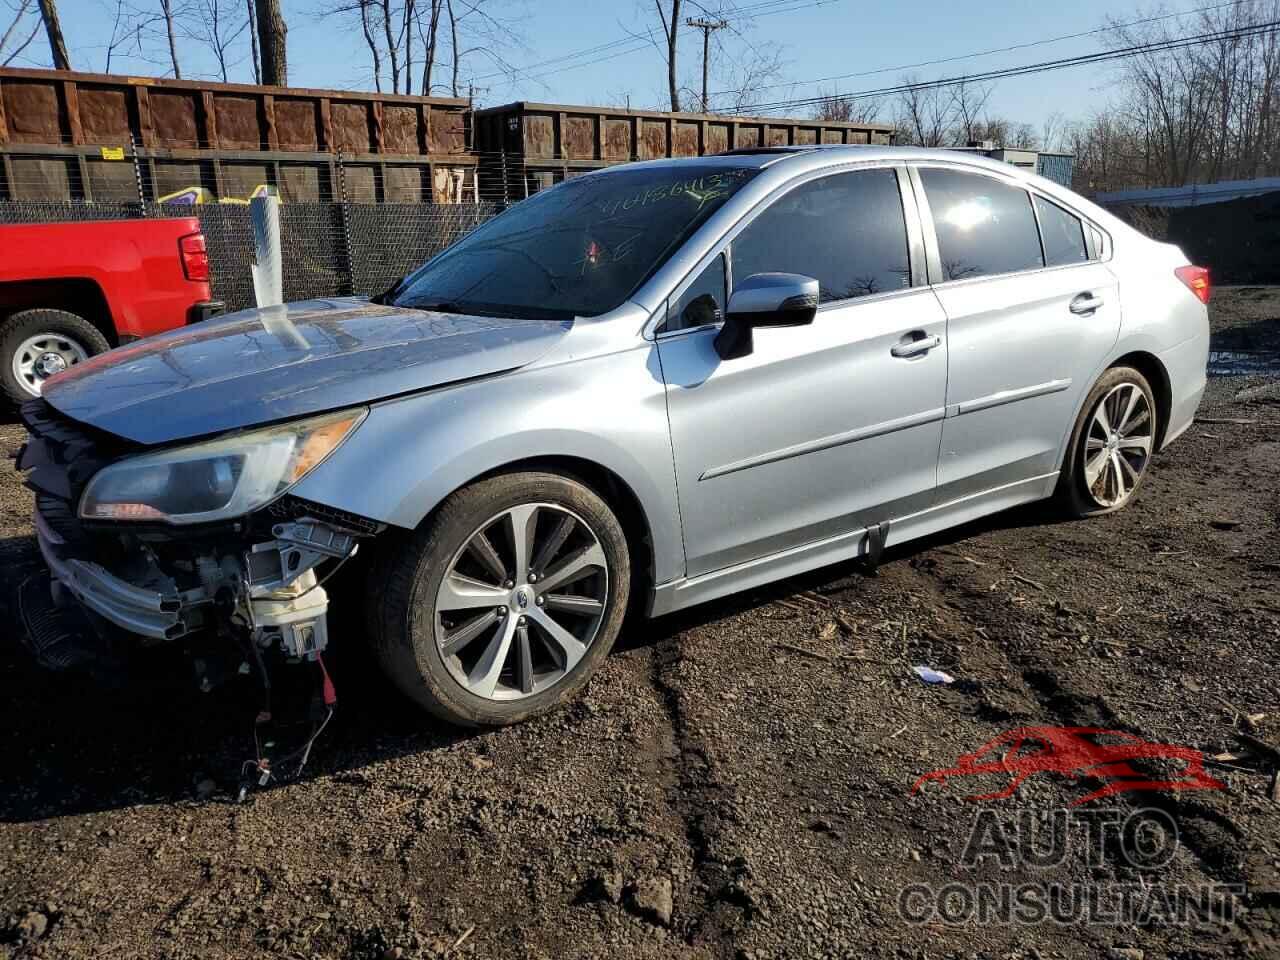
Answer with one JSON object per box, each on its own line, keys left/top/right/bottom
{"left": 391, "top": 164, "right": 759, "bottom": 320}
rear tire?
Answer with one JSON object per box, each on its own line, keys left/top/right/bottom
{"left": 1053, "top": 366, "right": 1158, "bottom": 517}
{"left": 0, "top": 309, "right": 110, "bottom": 404}
{"left": 367, "top": 471, "right": 631, "bottom": 727}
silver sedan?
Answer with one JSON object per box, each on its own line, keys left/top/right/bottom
{"left": 24, "top": 146, "right": 1209, "bottom": 728}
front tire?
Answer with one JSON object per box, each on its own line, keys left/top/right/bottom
{"left": 367, "top": 471, "right": 631, "bottom": 727}
{"left": 1, "top": 309, "right": 110, "bottom": 404}
{"left": 1054, "top": 366, "right": 1158, "bottom": 517}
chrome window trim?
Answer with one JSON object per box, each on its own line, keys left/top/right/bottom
{"left": 649, "top": 159, "right": 920, "bottom": 340}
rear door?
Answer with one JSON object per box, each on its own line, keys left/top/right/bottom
{"left": 913, "top": 165, "right": 1121, "bottom": 502}
{"left": 657, "top": 165, "right": 947, "bottom": 578}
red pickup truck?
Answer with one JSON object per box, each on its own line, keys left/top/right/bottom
{"left": 0, "top": 217, "right": 223, "bottom": 403}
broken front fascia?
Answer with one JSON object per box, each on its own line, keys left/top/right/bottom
{"left": 20, "top": 400, "right": 376, "bottom": 660}
{"left": 34, "top": 501, "right": 372, "bottom": 658}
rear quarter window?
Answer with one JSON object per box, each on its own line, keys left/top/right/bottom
{"left": 1034, "top": 195, "right": 1089, "bottom": 267}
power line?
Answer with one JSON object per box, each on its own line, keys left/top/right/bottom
{"left": 481, "top": 0, "right": 1248, "bottom": 107}
{"left": 728, "top": 19, "right": 1280, "bottom": 116}
{"left": 709, "top": 0, "right": 1247, "bottom": 98}
{"left": 469, "top": 0, "right": 844, "bottom": 85}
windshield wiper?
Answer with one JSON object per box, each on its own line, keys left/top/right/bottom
{"left": 399, "top": 299, "right": 470, "bottom": 315}
{"left": 369, "top": 276, "right": 404, "bottom": 305}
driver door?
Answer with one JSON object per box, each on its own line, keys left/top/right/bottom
{"left": 656, "top": 166, "right": 947, "bottom": 579}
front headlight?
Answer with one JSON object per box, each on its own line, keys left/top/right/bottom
{"left": 80, "top": 408, "right": 367, "bottom": 524}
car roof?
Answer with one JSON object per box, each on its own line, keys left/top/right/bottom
{"left": 588, "top": 144, "right": 1045, "bottom": 181}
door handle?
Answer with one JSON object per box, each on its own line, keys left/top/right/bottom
{"left": 890, "top": 333, "right": 942, "bottom": 358}
{"left": 1070, "top": 293, "right": 1104, "bottom": 315}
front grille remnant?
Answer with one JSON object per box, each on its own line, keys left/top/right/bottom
{"left": 267, "top": 495, "right": 381, "bottom": 536}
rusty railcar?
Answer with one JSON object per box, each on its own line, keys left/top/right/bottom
{"left": 0, "top": 67, "right": 476, "bottom": 204}
{"left": 472, "top": 101, "right": 896, "bottom": 199}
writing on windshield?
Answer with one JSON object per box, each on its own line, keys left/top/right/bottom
{"left": 393, "top": 165, "right": 758, "bottom": 320}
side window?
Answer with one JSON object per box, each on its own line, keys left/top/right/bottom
{"left": 919, "top": 168, "right": 1044, "bottom": 281}
{"left": 1034, "top": 196, "right": 1088, "bottom": 267}
{"left": 664, "top": 253, "right": 726, "bottom": 333}
{"left": 730, "top": 169, "right": 911, "bottom": 303}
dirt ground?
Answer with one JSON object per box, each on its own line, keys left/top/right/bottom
{"left": 0, "top": 288, "right": 1278, "bottom": 960}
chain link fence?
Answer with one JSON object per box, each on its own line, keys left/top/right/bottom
{"left": 0, "top": 200, "right": 503, "bottom": 312}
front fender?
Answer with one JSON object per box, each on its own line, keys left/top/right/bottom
{"left": 290, "top": 342, "right": 686, "bottom": 585}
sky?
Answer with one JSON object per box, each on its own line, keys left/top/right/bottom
{"left": 36, "top": 0, "right": 1149, "bottom": 133}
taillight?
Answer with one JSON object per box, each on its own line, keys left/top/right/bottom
{"left": 1174, "top": 265, "right": 1210, "bottom": 304}
{"left": 180, "top": 232, "right": 210, "bottom": 282}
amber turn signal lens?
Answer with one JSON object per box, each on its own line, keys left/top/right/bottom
{"left": 288, "top": 414, "right": 363, "bottom": 483}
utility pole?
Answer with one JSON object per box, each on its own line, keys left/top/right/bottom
{"left": 686, "top": 17, "right": 727, "bottom": 112}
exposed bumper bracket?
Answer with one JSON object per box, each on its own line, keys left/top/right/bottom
{"left": 36, "top": 512, "right": 188, "bottom": 640}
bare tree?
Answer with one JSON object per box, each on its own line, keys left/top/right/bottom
{"left": 948, "top": 78, "right": 992, "bottom": 145}
{"left": 968, "top": 116, "right": 1008, "bottom": 147}
{"left": 255, "top": 0, "right": 286, "bottom": 84}
{"left": 182, "top": 0, "right": 251, "bottom": 81}
{"left": 245, "top": 0, "right": 260, "bottom": 81}
{"left": 1074, "top": 0, "right": 1280, "bottom": 189}
{"left": 154, "top": 0, "right": 183, "bottom": 77}
{"left": 316, "top": 0, "right": 517, "bottom": 97}
{"left": 710, "top": 38, "right": 783, "bottom": 114}
{"left": 101, "top": 0, "right": 142, "bottom": 71}
{"left": 380, "top": 0, "right": 401, "bottom": 90}
{"left": 1, "top": 0, "right": 41, "bottom": 66}
{"left": 894, "top": 75, "right": 953, "bottom": 147}
{"left": 36, "top": 0, "right": 68, "bottom": 68}
{"left": 416, "top": 0, "right": 443, "bottom": 94}
{"left": 811, "top": 87, "right": 881, "bottom": 124}
{"left": 443, "top": 0, "right": 524, "bottom": 97}
{"left": 1039, "top": 111, "right": 1066, "bottom": 153}
{"left": 651, "top": 0, "right": 682, "bottom": 111}
{"left": 1008, "top": 121, "right": 1037, "bottom": 150}
{"left": 446, "top": 0, "right": 458, "bottom": 93}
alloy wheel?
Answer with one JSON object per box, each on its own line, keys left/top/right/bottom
{"left": 1083, "top": 382, "right": 1153, "bottom": 508}
{"left": 434, "top": 503, "right": 609, "bottom": 701}
{"left": 12, "top": 333, "right": 89, "bottom": 397}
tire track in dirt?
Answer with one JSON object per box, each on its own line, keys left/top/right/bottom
{"left": 646, "top": 632, "right": 754, "bottom": 955}
{"left": 905, "top": 552, "right": 1257, "bottom": 897}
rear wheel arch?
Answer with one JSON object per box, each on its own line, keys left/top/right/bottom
{"left": 1110, "top": 350, "right": 1172, "bottom": 449}
{"left": 0, "top": 278, "right": 117, "bottom": 346}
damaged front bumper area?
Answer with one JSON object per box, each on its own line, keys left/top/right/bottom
{"left": 35, "top": 512, "right": 186, "bottom": 640}
{"left": 16, "top": 399, "right": 381, "bottom": 673}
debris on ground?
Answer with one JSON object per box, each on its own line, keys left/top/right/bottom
{"left": 624, "top": 876, "right": 673, "bottom": 926}
{"left": 912, "top": 665, "right": 956, "bottom": 685}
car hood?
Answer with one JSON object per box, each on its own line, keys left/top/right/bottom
{"left": 41, "top": 298, "right": 572, "bottom": 444}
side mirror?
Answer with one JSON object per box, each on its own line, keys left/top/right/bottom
{"left": 714, "top": 272, "right": 819, "bottom": 360}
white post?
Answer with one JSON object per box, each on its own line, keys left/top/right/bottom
{"left": 250, "top": 188, "right": 283, "bottom": 308}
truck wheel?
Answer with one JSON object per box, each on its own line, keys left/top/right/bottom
{"left": 367, "top": 471, "right": 631, "bottom": 727}
{"left": 0, "top": 309, "right": 110, "bottom": 403}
